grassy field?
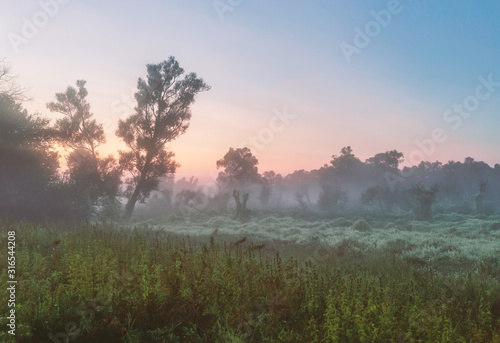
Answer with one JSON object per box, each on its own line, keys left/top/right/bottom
{"left": 1, "top": 213, "right": 500, "bottom": 342}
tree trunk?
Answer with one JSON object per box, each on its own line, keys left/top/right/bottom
{"left": 124, "top": 186, "right": 141, "bottom": 220}
{"left": 233, "top": 190, "right": 250, "bottom": 221}
{"left": 475, "top": 182, "right": 486, "bottom": 214}
{"left": 233, "top": 190, "right": 242, "bottom": 214}
{"left": 124, "top": 156, "right": 152, "bottom": 220}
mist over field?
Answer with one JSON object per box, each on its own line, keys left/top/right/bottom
{"left": 2, "top": 0, "right": 500, "bottom": 341}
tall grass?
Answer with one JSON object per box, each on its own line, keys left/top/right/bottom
{"left": 1, "top": 219, "right": 499, "bottom": 342}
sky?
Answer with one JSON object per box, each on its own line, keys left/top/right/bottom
{"left": 1, "top": 0, "right": 500, "bottom": 183}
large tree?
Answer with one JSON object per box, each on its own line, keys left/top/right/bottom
{"left": 366, "top": 150, "right": 404, "bottom": 170}
{"left": 47, "top": 80, "right": 105, "bottom": 155}
{"left": 117, "top": 57, "right": 210, "bottom": 218}
{"left": 47, "top": 80, "right": 121, "bottom": 217}
{"left": 0, "top": 93, "right": 59, "bottom": 219}
{"left": 216, "top": 147, "right": 260, "bottom": 219}
{"left": 330, "top": 146, "right": 363, "bottom": 176}
{"left": 216, "top": 147, "right": 260, "bottom": 191}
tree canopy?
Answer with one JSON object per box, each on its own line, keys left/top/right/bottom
{"left": 117, "top": 57, "right": 210, "bottom": 218}
{"left": 216, "top": 147, "right": 260, "bottom": 191}
{"left": 0, "top": 93, "right": 60, "bottom": 219}
{"left": 47, "top": 80, "right": 122, "bottom": 218}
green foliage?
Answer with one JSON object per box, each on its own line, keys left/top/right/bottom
{"left": 411, "top": 184, "right": 439, "bottom": 220}
{"left": 1, "top": 220, "right": 499, "bottom": 342}
{"left": 351, "top": 219, "right": 371, "bottom": 232}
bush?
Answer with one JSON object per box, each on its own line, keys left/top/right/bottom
{"left": 491, "top": 222, "right": 500, "bottom": 231}
{"left": 411, "top": 184, "right": 438, "bottom": 220}
{"left": 351, "top": 219, "right": 371, "bottom": 232}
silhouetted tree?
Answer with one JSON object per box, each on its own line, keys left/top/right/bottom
{"left": 173, "top": 177, "right": 207, "bottom": 214}
{"left": 0, "top": 93, "right": 60, "bottom": 219}
{"left": 258, "top": 170, "right": 283, "bottom": 207}
{"left": 47, "top": 80, "right": 122, "bottom": 218}
{"left": 216, "top": 147, "right": 260, "bottom": 191}
{"left": 117, "top": 57, "right": 210, "bottom": 219}
{"left": 361, "top": 186, "right": 397, "bottom": 212}
{"left": 48, "top": 80, "right": 105, "bottom": 155}
{"left": 475, "top": 182, "right": 486, "bottom": 214}
{"left": 259, "top": 177, "right": 272, "bottom": 207}
{"left": 0, "top": 58, "right": 29, "bottom": 102}
{"left": 317, "top": 182, "right": 347, "bottom": 212}
{"left": 233, "top": 190, "right": 251, "bottom": 221}
{"left": 411, "top": 184, "right": 438, "bottom": 220}
{"left": 330, "top": 146, "right": 363, "bottom": 176}
{"left": 366, "top": 150, "right": 404, "bottom": 170}
{"left": 295, "top": 185, "right": 311, "bottom": 211}
{"left": 216, "top": 147, "right": 259, "bottom": 218}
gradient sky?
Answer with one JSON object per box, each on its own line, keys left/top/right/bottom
{"left": 2, "top": 0, "right": 500, "bottom": 182}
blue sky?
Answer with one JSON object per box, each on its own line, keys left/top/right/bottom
{"left": 1, "top": 0, "right": 499, "bottom": 181}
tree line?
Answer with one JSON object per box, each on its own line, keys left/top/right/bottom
{"left": 213, "top": 146, "right": 500, "bottom": 220}
{"left": 1, "top": 57, "right": 499, "bottom": 222}
{"left": 0, "top": 57, "right": 209, "bottom": 221}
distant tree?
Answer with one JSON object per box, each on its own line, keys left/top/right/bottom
{"left": 173, "top": 177, "right": 208, "bottom": 214}
{"left": 284, "top": 169, "right": 309, "bottom": 183}
{"left": 116, "top": 57, "right": 210, "bottom": 219}
{"left": 410, "top": 184, "right": 438, "bottom": 220}
{"left": 360, "top": 185, "right": 397, "bottom": 212}
{"left": 317, "top": 182, "right": 347, "bottom": 212}
{"left": 262, "top": 170, "right": 283, "bottom": 185}
{"left": 259, "top": 177, "right": 272, "bottom": 207}
{"left": 330, "top": 146, "right": 362, "bottom": 175}
{"left": 295, "top": 184, "right": 311, "bottom": 211}
{"left": 258, "top": 170, "right": 283, "bottom": 207}
{"left": 366, "top": 150, "right": 404, "bottom": 170}
{"left": 216, "top": 147, "right": 260, "bottom": 219}
{"left": 233, "top": 190, "right": 251, "bottom": 221}
{"left": 47, "top": 80, "right": 122, "bottom": 218}
{"left": 283, "top": 169, "right": 313, "bottom": 209}
{"left": 175, "top": 176, "right": 199, "bottom": 192}
{"left": 329, "top": 146, "right": 367, "bottom": 192}
{"left": 216, "top": 147, "right": 260, "bottom": 191}
{"left": 175, "top": 189, "right": 207, "bottom": 214}
{"left": 474, "top": 182, "right": 486, "bottom": 214}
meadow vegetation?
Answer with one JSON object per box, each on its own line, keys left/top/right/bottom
{"left": 2, "top": 55, "right": 500, "bottom": 342}
{"left": 1, "top": 213, "right": 499, "bottom": 342}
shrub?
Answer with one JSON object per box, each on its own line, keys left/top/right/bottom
{"left": 351, "top": 219, "right": 371, "bottom": 232}
{"left": 410, "top": 184, "right": 438, "bottom": 220}
{"left": 491, "top": 222, "right": 500, "bottom": 231}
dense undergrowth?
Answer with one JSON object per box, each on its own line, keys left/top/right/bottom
{"left": 1, "top": 219, "right": 500, "bottom": 342}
